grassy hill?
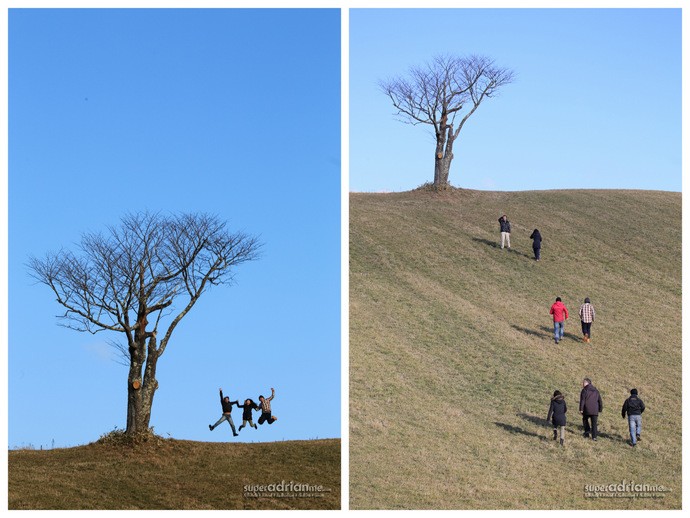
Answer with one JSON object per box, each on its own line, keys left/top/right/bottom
{"left": 350, "top": 187, "right": 681, "bottom": 509}
{"left": 9, "top": 434, "right": 340, "bottom": 510}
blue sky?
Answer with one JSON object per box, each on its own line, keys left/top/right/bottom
{"left": 8, "top": 8, "right": 341, "bottom": 448}
{"left": 350, "top": 8, "right": 682, "bottom": 192}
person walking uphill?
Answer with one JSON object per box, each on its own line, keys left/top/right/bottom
{"left": 258, "top": 387, "right": 278, "bottom": 425}
{"left": 499, "top": 214, "right": 511, "bottom": 249}
{"left": 622, "top": 388, "right": 645, "bottom": 447}
{"left": 579, "top": 378, "right": 603, "bottom": 441}
{"left": 579, "top": 298, "right": 596, "bottom": 343}
{"left": 529, "top": 229, "right": 542, "bottom": 261}
{"left": 547, "top": 390, "right": 567, "bottom": 446}
{"left": 550, "top": 297, "right": 569, "bottom": 344}
{"left": 209, "top": 388, "right": 240, "bottom": 437}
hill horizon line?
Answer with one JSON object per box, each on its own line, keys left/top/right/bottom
{"left": 350, "top": 185, "right": 681, "bottom": 195}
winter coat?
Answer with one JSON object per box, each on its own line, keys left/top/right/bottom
{"left": 622, "top": 395, "right": 645, "bottom": 418}
{"left": 530, "top": 230, "right": 542, "bottom": 248}
{"left": 579, "top": 303, "right": 596, "bottom": 323}
{"left": 259, "top": 390, "right": 275, "bottom": 413}
{"left": 547, "top": 395, "right": 567, "bottom": 426}
{"left": 239, "top": 401, "right": 260, "bottom": 420}
{"left": 550, "top": 301, "right": 569, "bottom": 322}
{"left": 579, "top": 384, "right": 603, "bottom": 416}
{"left": 219, "top": 391, "right": 239, "bottom": 414}
{"left": 499, "top": 217, "right": 511, "bottom": 233}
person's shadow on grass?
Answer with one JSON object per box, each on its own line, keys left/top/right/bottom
{"left": 539, "top": 326, "right": 582, "bottom": 342}
{"left": 517, "top": 412, "right": 550, "bottom": 428}
{"left": 575, "top": 425, "right": 627, "bottom": 443}
{"left": 471, "top": 237, "right": 532, "bottom": 259}
{"left": 494, "top": 421, "right": 547, "bottom": 441}
{"left": 472, "top": 237, "right": 501, "bottom": 249}
{"left": 511, "top": 325, "right": 549, "bottom": 339}
{"left": 515, "top": 414, "right": 595, "bottom": 441}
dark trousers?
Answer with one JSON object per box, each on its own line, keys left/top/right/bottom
{"left": 533, "top": 246, "right": 540, "bottom": 260}
{"left": 258, "top": 412, "right": 274, "bottom": 425}
{"left": 583, "top": 414, "right": 598, "bottom": 438}
{"left": 581, "top": 321, "right": 592, "bottom": 337}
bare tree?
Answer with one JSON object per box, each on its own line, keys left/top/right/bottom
{"left": 381, "top": 54, "right": 514, "bottom": 190}
{"left": 28, "top": 212, "right": 261, "bottom": 435}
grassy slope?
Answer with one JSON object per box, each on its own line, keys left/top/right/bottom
{"left": 350, "top": 188, "right": 681, "bottom": 509}
{"left": 9, "top": 437, "right": 340, "bottom": 510}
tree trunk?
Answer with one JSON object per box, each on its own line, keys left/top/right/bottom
{"left": 125, "top": 330, "right": 159, "bottom": 434}
{"left": 434, "top": 154, "right": 451, "bottom": 189}
{"left": 433, "top": 125, "right": 455, "bottom": 189}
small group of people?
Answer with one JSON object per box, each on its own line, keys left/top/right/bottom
{"left": 549, "top": 296, "right": 595, "bottom": 344}
{"left": 209, "top": 387, "right": 278, "bottom": 437}
{"left": 497, "top": 214, "right": 542, "bottom": 261}
{"left": 497, "top": 217, "right": 598, "bottom": 344}
{"left": 547, "top": 378, "right": 646, "bottom": 447}
{"left": 498, "top": 214, "right": 646, "bottom": 449}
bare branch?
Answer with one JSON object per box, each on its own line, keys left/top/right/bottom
{"left": 380, "top": 53, "right": 514, "bottom": 188}
{"left": 28, "top": 211, "right": 262, "bottom": 357}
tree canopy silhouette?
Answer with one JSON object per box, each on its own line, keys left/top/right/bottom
{"left": 29, "top": 211, "right": 261, "bottom": 435}
{"left": 381, "top": 54, "right": 514, "bottom": 189}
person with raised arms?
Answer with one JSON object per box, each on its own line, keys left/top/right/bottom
{"left": 209, "top": 388, "right": 240, "bottom": 437}
{"left": 258, "top": 387, "right": 278, "bottom": 426}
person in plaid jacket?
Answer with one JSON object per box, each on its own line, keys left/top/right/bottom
{"left": 258, "top": 387, "right": 278, "bottom": 425}
{"left": 578, "top": 297, "right": 596, "bottom": 343}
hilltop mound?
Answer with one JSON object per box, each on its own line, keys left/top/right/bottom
{"left": 9, "top": 437, "right": 340, "bottom": 510}
{"left": 350, "top": 188, "right": 681, "bottom": 509}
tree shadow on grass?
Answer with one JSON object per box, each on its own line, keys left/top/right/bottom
{"left": 494, "top": 422, "right": 546, "bottom": 441}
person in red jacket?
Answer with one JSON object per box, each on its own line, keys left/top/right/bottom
{"left": 549, "top": 297, "right": 569, "bottom": 344}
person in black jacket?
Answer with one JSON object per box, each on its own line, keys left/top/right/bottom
{"left": 546, "top": 390, "right": 567, "bottom": 446}
{"left": 209, "top": 388, "right": 240, "bottom": 437}
{"left": 579, "top": 378, "right": 603, "bottom": 441}
{"left": 237, "top": 398, "right": 260, "bottom": 432}
{"left": 622, "top": 388, "right": 646, "bottom": 447}
{"left": 529, "top": 229, "right": 542, "bottom": 261}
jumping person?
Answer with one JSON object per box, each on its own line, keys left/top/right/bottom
{"left": 621, "top": 388, "right": 645, "bottom": 447}
{"left": 258, "top": 387, "right": 278, "bottom": 425}
{"left": 499, "top": 214, "right": 511, "bottom": 249}
{"left": 578, "top": 298, "right": 596, "bottom": 343}
{"left": 550, "top": 297, "right": 569, "bottom": 344}
{"left": 579, "top": 378, "right": 603, "bottom": 441}
{"left": 547, "top": 390, "right": 567, "bottom": 446}
{"left": 237, "top": 398, "right": 260, "bottom": 432}
{"left": 529, "top": 229, "right": 542, "bottom": 261}
{"left": 209, "top": 388, "right": 239, "bottom": 437}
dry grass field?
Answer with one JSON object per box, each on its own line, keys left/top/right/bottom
{"left": 350, "top": 187, "right": 681, "bottom": 509}
{"left": 9, "top": 433, "right": 340, "bottom": 510}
